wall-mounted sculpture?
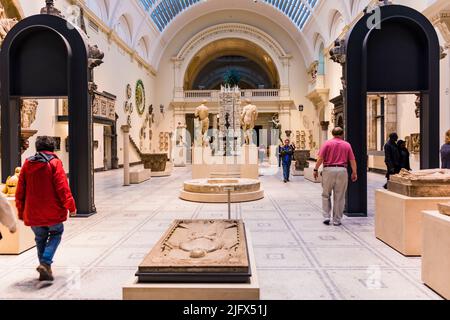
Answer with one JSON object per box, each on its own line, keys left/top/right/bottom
{"left": 20, "top": 99, "right": 38, "bottom": 154}
{"left": 0, "top": 5, "right": 18, "bottom": 45}
{"left": 410, "top": 133, "right": 420, "bottom": 154}
{"left": 135, "top": 79, "right": 146, "bottom": 116}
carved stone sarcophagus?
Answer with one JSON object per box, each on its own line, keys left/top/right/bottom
{"left": 141, "top": 153, "right": 167, "bottom": 172}
{"left": 136, "top": 220, "right": 250, "bottom": 283}
{"left": 388, "top": 169, "right": 450, "bottom": 197}
{"left": 294, "top": 150, "right": 310, "bottom": 171}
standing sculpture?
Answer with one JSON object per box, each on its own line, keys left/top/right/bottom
{"left": 270, "top": 114, "right": 282, "bottom": 144}
{"left": 194, "top": 100, "right": 210, "bottom": 147}
{"left": 240, "top": 99, "right": 258, "bottom": 145}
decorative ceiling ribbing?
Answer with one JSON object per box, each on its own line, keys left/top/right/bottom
{"left": 139, "top": 0, "right": 319, "bottom": 32}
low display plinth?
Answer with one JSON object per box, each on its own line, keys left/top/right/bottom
{"left": 422, "top": 211, "right": 450, "bottom": 299}
{"left": 123, "top": 220, "right": 259, "bottom": 300}
{"left": 130, "top": 168, "right": 151, "bottom": 184}
{"left": 304, "top": 167, "right": 321, "bottom": 183}
{"left": 375, "top": 189, "right": 450, "bottom": 256}
{"left": 180, "top": 179, "right": 264, "bottom": 203}
{"left": 0, "top": 198, "right": 35, "bottom": 255}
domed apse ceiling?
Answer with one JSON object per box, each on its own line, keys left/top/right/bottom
{"left": 183, "top": 38, "right": 280, "bottom": 90}
{"left": 139, "top": 0, "right": 320, "bottom": 32}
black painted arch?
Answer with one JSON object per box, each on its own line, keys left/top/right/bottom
{"left": 344, "top": 5, "right": 440, "bottom": 215}
{"left": 0, "top": 14, "right": 95, "bottom": 216}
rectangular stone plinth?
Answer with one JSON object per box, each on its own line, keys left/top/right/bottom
{"left": 122, "top": 228, "right": 259, "bottom": 300}
{"left": 375, "top": 189, "right": 450, "bottom": 256}
{"left": 0, "top": 199, "right": 35, "bottom": 255}
{"left": 304, "top": 167, "right": 322, "bottom": 183}
{"left": 130, "top": 169, "right": 151, "bottom": 184}
{"left": 192, "top": 146, "right": 258, "bottom": 179}
{"left": 388, "top": 181, "right": 450, "bottom": 197}
{"left": 422, "top": 211, "right": 450, "bottom": 299}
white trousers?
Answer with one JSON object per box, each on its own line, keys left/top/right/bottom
{"left": 321, "top": 167, "right": 348, "bottom": 223}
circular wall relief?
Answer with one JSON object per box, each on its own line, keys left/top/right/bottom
{"left": 135, "top": 80, "right": 146, "bottom": 116}
{"left": 126, "top": 84, "right": 132, "bottom": 100}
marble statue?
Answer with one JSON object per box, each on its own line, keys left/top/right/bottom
{"left": 20, "top": 99, "right": 38, "bottom": 129}
{"left": 2, "top": 167, "right": 21, "bottom": 197}
{"left": 270, "top": 114, "right": 282, "bottom": 144}
{"left": 194, "top": 100, "right": 210, "bottom": 147}
{"left": 388, "top": 169, "right": 450, "bottom": 197}
{"left": 240, "top": 99, "right": 258, "bottom": 145}
{"left": 0, "top": 6, "right": 18, "bottom": 45}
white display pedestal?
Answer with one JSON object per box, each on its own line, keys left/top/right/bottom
{"left": 174, "top": 146, "right": 187, "bottom": 167}
{"left": 304, "top": 167, "right": 321, "bottom": 183}
{"left": 421, "top": 211, "right": 450, "bottom": 299}
{"left": 122, "top": 229, "right": 260, "bottom": 300}
{"left": 192, "top": 146, "right": 259, "bottom": 180}
{"left": 0, "top": 198, "right": 35, "bottom": 255}
{"left": 130, "top": 168, "right": 151, "bottom": 184}
{"left": 375, "top": 189, "right": 450, "bottom": 256}
{"left": 269, "top": 145, "right": 278, "bottom": 166}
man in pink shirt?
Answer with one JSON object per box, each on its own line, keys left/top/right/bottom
{"left": 313, "top": 127, "right": 358, "bottom": 226}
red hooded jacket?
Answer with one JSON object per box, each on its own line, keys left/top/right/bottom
{"left": 15, "top": 152, "right": 76, "bottom": 227}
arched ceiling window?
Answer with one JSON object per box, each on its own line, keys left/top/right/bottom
{"left": 139, "top": 0, "right": 320, "bottom": 32}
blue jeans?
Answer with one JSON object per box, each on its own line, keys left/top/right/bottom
{"left": 31, "top": 223, "right": 64, "bottom": 266}
{"left": 282, "top": 162, "right": 291, "bottom": 181}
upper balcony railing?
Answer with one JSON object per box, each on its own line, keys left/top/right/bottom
{"left": 183, "top": 89, "right": 281, "bottom": 102}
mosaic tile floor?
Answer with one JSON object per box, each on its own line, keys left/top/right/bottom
{"left": 0, "top": 166, "right": 442, "bottom": 300}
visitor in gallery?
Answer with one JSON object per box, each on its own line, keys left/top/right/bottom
{"left": 0, "top": 193, "right": 17, "bottom": 240}
{"left": 280, "top": 139, "right": 294, "bottom": 183}
{"left": 441, "top": 129, "right": 450, "bottom": 169}
{"left": 397, "top": 140, "right": 412, "bottom": 171}
{"left": 278, "top": 143, "right": 283, "bottom": 168}
{"left": 313, "top": 127, "right": 357, "bottom": 226}
{"left": 15, "top": 136, "right": 77, "bottom": 282}
{"left": 383, "top": 132, "right": 400, "bottom": 189}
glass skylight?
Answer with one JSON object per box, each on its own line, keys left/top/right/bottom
{"left": 139, "top": 0, "right": 319, "bottom": 32}
{"left": 263, "top": 0, "right": 319, "bottom": 29}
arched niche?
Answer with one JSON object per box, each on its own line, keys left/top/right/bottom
{"left": 184, "top": 38, "right": 280, "bottom": 90}
{"left": 344, "top": 4, "right": 440, "bottom": 215}
{"left": 173, "top": 23, "right": 291, "bottom": 93}
{"left": 0, "top": 14, "right": 96, "bottom": 216}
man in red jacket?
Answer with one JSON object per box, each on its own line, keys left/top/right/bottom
{"left": 16, "top": 136, "right": 77, "bottom": 281}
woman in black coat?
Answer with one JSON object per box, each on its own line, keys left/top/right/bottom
{"left": 397, "top": 140, "right": 412, "bottom": 171}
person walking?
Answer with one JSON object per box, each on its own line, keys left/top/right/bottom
{"left": 397, "top": 140, "right": 412, "bottom": 171}
{"left": 313, "top": 127, "right": 358, "bottom": 226}
{"left": 15, "top": 136, "right": 77, "bottom": 282}
{"left": 0, "top": 193, "right": 17, "bottom": 239}
{"left": 383, "top": 133, "right": 400, "bottom": 189}
{"left": 280, "top": 139, "right": 294, "bottom": 183}
{"left": 441, "top": 129, "right": 450, "bottom": 169}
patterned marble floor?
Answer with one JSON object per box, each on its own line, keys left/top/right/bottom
{"left": 0, "top": 166, "right": 442, "bottom": 300}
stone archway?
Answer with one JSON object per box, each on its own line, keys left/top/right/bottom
{"left": 172, "top": 23, "right": 292, "bottom": 99}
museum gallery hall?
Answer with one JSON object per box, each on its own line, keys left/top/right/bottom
{"left": 0, "top": 0, "right": 449, "bottom": 301}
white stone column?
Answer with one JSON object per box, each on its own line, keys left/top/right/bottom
{"left": 121, "top": 125, "right": 130, "bottom": 186}
{"left": 280, "top": 55, "right": 292, "bottom": 99}
{"left": 278, "top": 102, "right": 292, "bottom": 141}
{"left": 171, "top": 57, "right": 185, "bottom": 101}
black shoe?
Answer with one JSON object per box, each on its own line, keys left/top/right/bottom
{"left": 284, "top": 180, "right": 287, "bottom": 183}
{"left": 37, "top": 264, "right": 54, "bottom": 281}
{"left": 323, "top": 219, "right": 330, "bottom": 225}
{"left": 383, "top": 184, "right": 388, "bottom": 189}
